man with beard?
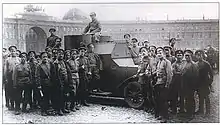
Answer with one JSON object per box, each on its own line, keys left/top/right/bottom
{"left": 5, "top": 46, "right": 21, "bottom": 110}
{"left": 52, "top": 49, "right": 70, "bottom": 115}
{"left": 87, "top": 43, "right": 103, "bottom": 92}
{"left": 154, "top": 47, "right": 173, "bottom": 122}
{"left": 181, "top": 50, "right": 198, "bottom": 118}
{"left": 195, "top": 50, "right": 213, "bottom": 116}
{"left": 83, "top": 12, "right": 101, "bottom": 43}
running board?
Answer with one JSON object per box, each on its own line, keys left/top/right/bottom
{"left": 89, "top": 95, "right": 125, "bottom": 101}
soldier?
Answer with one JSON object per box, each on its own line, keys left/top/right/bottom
{"left": 195, "top": 50, "right": 213, "bottom": 116}
{"left": 46, "top": 28, "right": 59, "bottom": 49}
{"left": 169, "top": 38, "right": 176, "bottom": 56}
{"left": 16, "top": 50, "right": 21, "bottom": 57}
{"left": 65, "top": 50, "right": 71, "bottom": 62}
{"left": 5, "top": 46, "right": 21, "bottom": 110}
{"left": 129, "top": 38, "right": 140, "bottom": 64}
{"left": 181, "top": 49, "right": 198, "bottom": 118}
{"left": 13, "top": 52, "right": 32, "bottom": 115}
{"left": 83, "top": 12, "right": 101, "bottom": 43}
{"left": 149, "top": 45, "right": 158, "bottom": 73}
{"left": 134, "top": 55, "right": 152, "bottom": 111}
{"left": 29, "top": 56, "right": 41, "bottom": 109}
{"left": 65, "top": 49, "right": 79, "bottom": 111}
{"left": 154, "top": 47, "right": 173, "bottom": 122}
{"left": 36, "top": 52, "right": 54, "bottom": 116}
{"left": 52, "top": 48, "right": 58, "bottom": 62}
{"left": 35, "top": 55, "right": 42, "bottom": 64}
{"left": 3, "top": 48, "right": 8, "bottom": 89}
{"left": 87, "top": 43, "right": 103, "bottom": 92}
{"left": 28, "top": 51, "right": 36, "bottom": 61}
{"left": 52, "top": 49, "right": 71, "bottom": 115}
{"left": 143, "top": 40, "right": 150, "bottom": 49}
{"left": 78, "top": 46, "right": 91, "bottom": 106}
{"left": 124, "top": 33, "right": 131, "bottom": 45}
{"left": 170, "top": 50, "right": 185, "bottom": 115}
{"left": 45, "top": 47, "right": 53, "bottom": 60}
{"left": 164, "top": 46, "right": 176, "bottom": 64}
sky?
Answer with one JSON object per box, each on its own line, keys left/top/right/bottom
{"left": 2, "top": 3, "right": 219, "bottom": 21}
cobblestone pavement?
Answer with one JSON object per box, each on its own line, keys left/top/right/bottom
{"left": 2, "top": 73, "right": 219, "bottom": 123}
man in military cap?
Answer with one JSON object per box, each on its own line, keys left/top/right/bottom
{"left": 87, "top": 43, "right": 103, "bottom": 92}
{"left": 36, "top": 52, "right": 55, "bottom": 116}
{"left": 195, "top": 50, "right": 213, "bottom": 116}
{"left": 83, "top": 12, "right": 101, "bottom": 43}
{"left": 65, "top": 49, "right": 79, "bottom": 111}
{"left": 181, "top": 49, "right": 198, "bottom": 118}
{"left": 52, "top": 48, "right": 58, "bottom": 63}
{"left": 164, "top": 46, "right": 176, "bottom": 64}
{"left": 154, "top": 47, "right": 173, "bottom": 122}
{"left": 170, "top": 50, "right": 185, "bottom": 115}
{"left": 134, "top": 55, "right": 152, "bottom": 111}
{"left": 129, "top": 38, "right": 140, "bottom": 64}
{"left": 46, "top": 28, "right": 60, "bottom": 49}
{"left": 13, "top": 52, "right": 32, "bottom": 115}
{"left": 143, "top": 40, "right": 150, "bottom": 49}
{"left": 5, "top": 46, "right": 21, "bottom": 110}
{"left": 78, "top": 46, "right": 91, "bottom": 106}
{"left": 45, "top": 47, "right": 53, "bottom": 61}
{"left": 52, "top": 49, "right": 70, "bottom": 115}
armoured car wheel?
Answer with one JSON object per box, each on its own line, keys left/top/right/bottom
{"left": 124, "top": 81, "right": 144, "bottom": 109}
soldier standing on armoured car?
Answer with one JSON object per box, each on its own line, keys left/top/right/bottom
{"left": 36, "top": 52, "right": 54, "bottom": 116}
{"left": 154, "top": 47, "right": 173, "bottom": 122}
{"left": 181, "top": 50, "right": 198, "bottom": 118}
{"left": 195, "top": 50, "right": 213, "bottom": 116}
{"left": 83, "top": 12, "right": 101, "bottom": 43}
{"left": 87, "top": 43, "right": 103, "bottom": 92}
{"left": 170, "top": 50, "right": 185, "bottom": 115}
{"left": 5, "top": 46, "right": 21, "bottom": 110}
{"left": 78, "top": 46, "right": 91, "bottom": 107}
{"left": 13, "top": 53, "right": 32, "bottom": 115}
{"left": 164, "top": 46, "right": 176, "bottom": 64}
{"left": 52, "top": 49, "right": 70, "bottom": 116}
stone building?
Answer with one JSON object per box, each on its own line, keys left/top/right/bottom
{"left": 3, "top": 5, "right": 219, "bottom": 53}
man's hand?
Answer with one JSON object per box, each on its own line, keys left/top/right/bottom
{"left": 81, "top": 65, "right": 85, "bottom": 69}
{"left": 165, "top": 84, "right": 170, "bottom": 89}
{"left": 88, "top": 72, "right": 92, "bottom": 75}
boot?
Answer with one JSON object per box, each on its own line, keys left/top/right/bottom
{"left": 82, "top": 100, "right": 90, "bottom": 107}
{"left": 62, "top": 109, "right": 70, "bottom": 113}
{"left": 57, "top": 110, "right": 64, "bottom": 116}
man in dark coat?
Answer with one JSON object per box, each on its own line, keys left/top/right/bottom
{"left": 86, "top": 43, "right": 103, "bottom": 92}
{"left": 182, "top": 50, "right": 198, "bottom": 118}
{"left": 36, "top": 52, "right": 54, "bottom": 116}
{"left": 195, "top": 50, "right": 213, "bottom": 116}
{"left": 52, "top": 49, "right": 70, "bottom": 115}
{"left": 78, "top": 46, "right": 91, "bottom": 106}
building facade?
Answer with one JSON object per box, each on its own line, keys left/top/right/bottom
{"left": 3, "top": 5, "right": 219, "bottom": 53}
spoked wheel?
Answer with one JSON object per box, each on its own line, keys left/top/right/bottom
{"left": 124, "top": 81, "right": 144, "bottom": 109}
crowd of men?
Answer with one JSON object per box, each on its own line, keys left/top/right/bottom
{"left": 3, "top": 42, "right": 103, "bottom": 116}
{"left": 2, "top": 11, "right": 218, "bottom": 122}
{"left": 124, "top": 33, "right": 216, "bottom": 122}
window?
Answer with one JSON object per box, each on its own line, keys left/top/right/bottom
{"left": 192, "top": 33, "right": 194, "bottom": 38}
{"left": 182, "top": 32, "right": 185, "bottom": 38}
{"left": 200, "top": 33, "right": 202, "bottom": 38}
{"left": 209, "top": 33, "right": 211, "bottom": 38}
